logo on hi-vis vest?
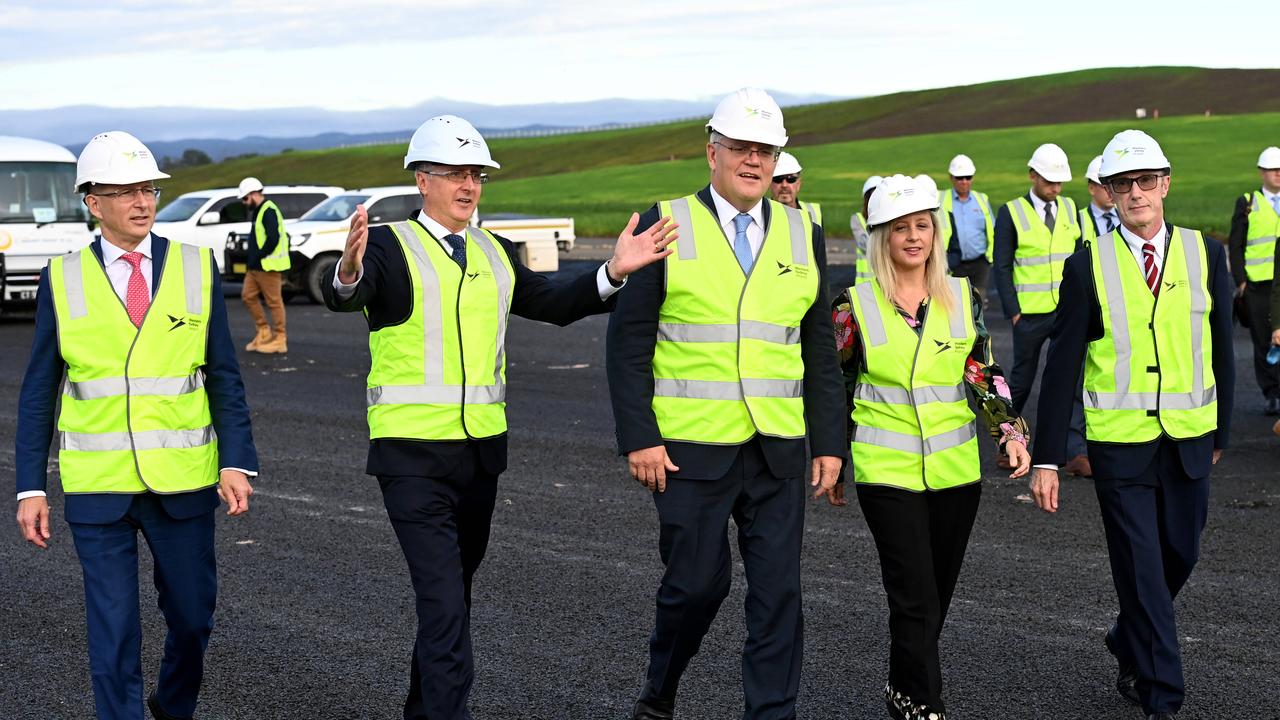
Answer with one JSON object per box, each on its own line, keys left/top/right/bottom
{"left": 775, "top": 260, "right": 810, "bottom": 278}
{"left": 934, "top": 339, "right": 953, "bottom": 354}
{"left": 1163, "top": 279, "right": 1187, "bottom": 292}
{"left": 167, "top": 314, "right": 202, "bottom": 331}
{"left": 466, "top": 269, "right": 491, "bottom": 282}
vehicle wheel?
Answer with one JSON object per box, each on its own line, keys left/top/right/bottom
{"left": 306, "top": 254, "right": 340, "bottom": 304}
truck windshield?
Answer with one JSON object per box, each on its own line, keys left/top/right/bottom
{"left": 155, "top": 196, "right": 210, "bottom": 222}
{"left": 301, "top": 194, "right": 370, "bottom": 222}
{"left": 0, "top": 161, "right": 87, "bottom": 224}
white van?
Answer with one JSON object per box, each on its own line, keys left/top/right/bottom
{"left": 0, "top": 136, "right": 95, "bottom": 310}
{"left": 153, "top": 185, "right": 341, "bottom": 271}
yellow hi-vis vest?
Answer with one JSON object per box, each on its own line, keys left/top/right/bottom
{"left": 941, "top": 189, "right": 995, "bottom": 262}
{"left": 1243, "top": 191, "right": 1278, "bottom": 282}
{"left": 848, "top": 277, "right": 979, "bottom": 491}
{"left": 651, "top": 194, "right": 818, "bottom": 443}
{"left": 366, "top": 222, "right": 515, "bottom": 441}
{"left": 800, "top": 200, "right": 822, "bottom": 227}
{"left": 1007, "top": 195, "right": 1080, "bottom": 314}
{"left": 851, "top": 212, "right": 873, "bottom": 285}
{"left": 49, "top": 241, "right": 217, "bottom": 494}
{"left": 1083, "top": 227, "right": 1217, "bottom": 442}
{"left": 253, "top": 199, "right": 291, "bottom": 272}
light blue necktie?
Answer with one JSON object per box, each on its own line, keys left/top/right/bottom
{"left": 1272, "top": 195, "right": 1280, "bottom": 216}
{"left": 733, "top": 212, "right": 754, "bottom": 273}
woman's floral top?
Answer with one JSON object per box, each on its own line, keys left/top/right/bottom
{"left": 832, "top": 286, "right": 1029, "bottom": 450}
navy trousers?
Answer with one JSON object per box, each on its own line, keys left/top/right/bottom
{"left": 1093, "top": 439, "right": 1210, "bottom": 716}
{"left": 642, "top": 440, "right": 805, "bottom": 720}
{"left": 378, "top": 449, "right": 500, "bottom": 720}
{"left": 68, "top": 493, "right": 217, "bottom": 720}
{"left": 1011, "top": 312, "right": 1086, "bottom": 456}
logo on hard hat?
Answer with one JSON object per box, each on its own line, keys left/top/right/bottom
{"left": 122, "top": 150, "right": 150, "bottom": 162}
{"left": 744, "top": 106, "right": 774, "bottom": 121}
{"left": 889, "top": 188, "right": 915, "bottom": 200}
{"left": 1115, "top": 147, "right": 1145, "bottom": 159}
{"left": 457, "top": 137, "right": 484, "bottom": 149}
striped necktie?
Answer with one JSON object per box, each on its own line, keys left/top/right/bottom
{"left": 1142, "top": 241, "right": 1159, "bottom": 296}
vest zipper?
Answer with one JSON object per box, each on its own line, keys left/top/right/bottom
{"left": 455, "top": 257, "right": 471, "bottom": 440}
{"left": 908, "top": 305, "right": 928, "bottom": 490}
{"left": 120, "top": 248, "right": 165, "bottom": 492}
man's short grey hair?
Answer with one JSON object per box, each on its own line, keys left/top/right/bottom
{"left": 708, "top": 130, "right": 724, "bottom": 146}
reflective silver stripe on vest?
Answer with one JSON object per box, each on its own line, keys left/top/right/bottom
{"left": 853, "top": 282, "right": 887, "bottom": 347}
{"left": 782, "top": 203, "right": 809, "bottom": 266}
{"left": 1011, "top": 199, "right": 1032, "bottom": 232}
{"left": 656, "top": 320, "right": 799, "bottom": 345}
{"left": 1014, "top": 252, "right": 1073, "bottom": 266}
{"left": 1179, "top": 227, "right": 1207, "bottom": 399}
{"left": 1245, "top": 256, "right": 1273, "bottom": 266}
{"left": 367, "top": 383, "right": 506, "bottom": 406}
{"left": 669, "top": 197, "right": 697, "bottom": 260}
{"left": 60, "top": 425, "right": 215, "bottom": 452}
{"left": 1095, "top": 230, "right": 1132, "bottom": 397}
{"left": 945, "top": 277, "right": 967, "bottom": 338}
{"left": 1246, "top": 235, "right": 1277, "bottom": 247}
{"left": 469, "top": 227, "right": 514, "bottom": 386}
{"left": 854, "top": 383, "right": 965, "bottom": 405}
{"left": 391, "top": 222, "right": 445, "bottom": 386}
{"left": 1085, "top": 385, "right": 1217, "bottom": 411}
{"left": 180, "top": 243, "right": 203, "bottom": 315}
{"left": 1251, "top": 193, "right": 1260, "bottom": 213}
{"left": 653, "top": 377, "right": 802, "bottom": 400}
{"left": 806, "top": 204, "right": 819, "bottom": 224}
{"left": 854, "top": 423, "right": 976, "bottom": 455}
{"left": 62, "top": 251, "right": 88, "bottom": 320}
{"left": 1013, "top": 281, "right": 1061, "bottom": 293}
{"left": 65, "top": 372, "right": 205, "bottom": 401}
{"left": 974, "top": 192, "right": 992, "bottom": 220}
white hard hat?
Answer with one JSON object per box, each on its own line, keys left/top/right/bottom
{"left": 404, "top": 115, "right": 500, "bottom": 170}
{"left": 867, "top": 174, "right": 940, "bottom": 226}
{"left": 914, "top": 174, "right": 939, "bottom": 195}
{"left": 1028, "top": 143, "right": 1072, "bottom": 183}
{"left": 1085, "top": 155, "right": 1104, "bottom": 184}
{"left": 75, "top": 130, "right": 170, "bottom": 190}
{"left": 1258, "top": 146, "right": 1280, "bottom": 170}
{"left": 861, "top": 175, "right": 884, "bottom": 196}
{"left": 948, "top": 154, "right": 976, "bottom": 177}
{"left": 237, "top": 177, "right": 264, "bottom": 199}
{"left": 706, "top": 87, "right": 788, "bottom": 148}
{"left": 1098, "top": 129, "right": 1170, "bottom": 181}
{"left": 773, "top": 151, "right": 802, "bottom": 177}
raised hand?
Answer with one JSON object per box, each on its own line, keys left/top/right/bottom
{"left": 338, "top": 204, "right": 369, "bottom": 283}
{"left": 608, "top": 213, "right": 678, "bottom": 280}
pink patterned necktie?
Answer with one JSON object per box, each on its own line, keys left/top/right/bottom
{"left": 1142, "top": 242, "right": 1159, "bottom": 296}
{"left": 121, "top": 251, "right": 150, "bottom": 327}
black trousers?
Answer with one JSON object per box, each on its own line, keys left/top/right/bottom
{"left": 1243, "top": 281, "right": 1278, "bottom": 401}
{"left": 951, "top": 257, "right": 991, "bottom": 304}
{"left": 643, "top": 440, "right": 805, "bottom": 720}
{"left": 378, "top": 449, "right": 500, "bottom": 720}
{"left": 856, "top": 481, "right": 983, "bottom": 712}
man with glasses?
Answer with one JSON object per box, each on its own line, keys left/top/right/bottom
{"left": 237, "top": 176, "right": 290, "bottom": 354}
{"left": 323, "top": 114, "right": 675, "bottom": 719}
{"left": 1228, "top": 146, "right": 1280, "bottom": 415}
{"left": 608, "top": 88, "right": 845, "bottom": 720}
{"left": 770, "top": 150, "right": 821, "bottom": 227}
{"left": 1029, "top": 130, "right": 1234, "bottom": 720}
{"left": 941, "top": 154, "right": 995, "bottom": 303}
{"left": 15, "top": 130, "right": 258, "bottom": 720}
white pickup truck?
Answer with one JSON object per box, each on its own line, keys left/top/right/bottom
{"left": 0, "top": 136, "right": 95, "bottom": 312}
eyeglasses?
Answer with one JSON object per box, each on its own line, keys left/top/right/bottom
{"left": 92, "top": 186, "right": 162, "bottom": 201}
{"left": 1106, "top": 173, "right": 1166, "bottom": 194}
{"left": 772, "top": 175, "right": 799, "bottom": 184}
{"left": 712, "top": 141, "right": 781, "bottom": 161}
{"left": 420, "top": 169, "right": 489, "bottom": 184}
{"left": 952, "top": 176, "right": 973, "bottom": 182}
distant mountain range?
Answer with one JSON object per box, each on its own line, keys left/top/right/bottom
{"left": 1, "top": 92, "right": 842, "bottom": 161}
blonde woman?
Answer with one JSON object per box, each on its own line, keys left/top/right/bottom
{"left": 830, "top": 174, "right": 1031, "bottom": 720}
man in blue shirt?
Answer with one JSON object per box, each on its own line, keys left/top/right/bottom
{"left": 943, "top": 154, "right": 996, "bottom": 303}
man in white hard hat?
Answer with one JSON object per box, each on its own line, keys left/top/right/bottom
{"left": 1030, "top": 129, "right": 1234, "bottom": 720}
{"left": 770, "top": 150, "right": 821, "bottom": 227}
{"left": 607, "top": 88, "right": 844, "bottom": 720}
{"left": 15, "top": 130, "right": 258, "bottom": 720}
{"left": 237, "top": 177, "right": 290, "bottom": 353}
{"left": 1079, "top": 155, "right": 1119, "bottom": 247}
{"left": 941, "top": 154, "right": 996, "bottom": 303}
{"left": 992, "top": 143, "right": 1084, "bottom": 470}
{"left": 851, "top": 175, "right": 881, "bottom": 285}
{"left": 324, "top": 114, "right": 674, "bottom": 720}
{"left": 1228, "top": 146, "right": 1280, "bottom": 415}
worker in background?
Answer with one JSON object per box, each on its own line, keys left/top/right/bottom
{"left": 239, "top": 177, "right": 289, "bottom": 354}
{"left": 1079, "top": 155, "right": 1120, "bottom": 246}
{"left": 1031, "top": 129, "right": 1234, "bottom": 720}
{"left": 608, "top": 88, "right": 845, "bottom": 720}
{"left": 15, "top": 131, "right": 258, "bottom": 720}
{"left": 831, "top": 173, "right": 1030, "bottom": 720}
{"left": 941, "top": 154, "right": 996, "bottom": 304}
{"left": 1228, "top": 146, "right": 1280, "bottom": 415}
{"left": 770, "top": 150, "right": 822, "bottom": 227}
{"left": 992, "top": 143, "right": 1085, "bottom": 472}
{"left": 324, "top": 114, "right": 675, "bottom": 720}
{"left": 852, "top": 175, "right": 882, "bottom": 285}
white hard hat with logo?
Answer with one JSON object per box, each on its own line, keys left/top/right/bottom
{"left": 862, "top": 175, "right": 884, "bottom": 196}
{"left": 75, "top": 130, "right": 170, "bottom": 190}
{"left": 1028, "top": 143, "right": 1072, "bottom": 182}
{"left": 1258, "top": 146, "right": 1280, "bottom": 170}
{"left": 868, "top": 174, "right": 941, "bottom": 226}
{"left": 773, "top": 151, "right": 802, "bottom": 177}
{"left": 237, "top": 177, "right": 264, "bottom": 199}
{"left": 1098, "top": 129, "right": 1170, "bottom": 180}
{"left": 1085, "top": 155, "right": 1104, "bottom": 184}
{"left": 404, "top": 115, "right": 500, "bottom": 170}
{"left": 948, "top": 154, "right": 976, "bottom": 177}
{"left": 706, "top": 88, "right": 788, "bottom": 148}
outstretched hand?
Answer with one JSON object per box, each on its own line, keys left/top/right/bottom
{"left": 338, "top": 204, "right": 368, "bottom": 283}
{"left": 608, "top": 213, "right": 677, "bottom": 280}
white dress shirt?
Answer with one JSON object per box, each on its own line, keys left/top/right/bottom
{"left": 1089, "top": 203, "right": 1119, "bottom": 237}
{"left": 334, "top": 211, "right": 623, "bottom": 299}
{"left": 1027, "top": 191, "right": 1055, "bottom": 228}
{"left": 707, "top": 185, "right": 765, "bottom": 258}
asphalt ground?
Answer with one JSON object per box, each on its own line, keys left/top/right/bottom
{"left": 1, "top": 258, "right": 1277, "bottom": 720}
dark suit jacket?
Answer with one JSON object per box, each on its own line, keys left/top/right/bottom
{"left": 606, "top": 186, "right": 846, "bottom": 480}
{"left": 15, "top": 235, "right": 258, "bottom": 523}
{"left": 321, "top": 216, "right": 615, "bottom": 478}
{"left": 1031, "top": 227, "right": 1234, "bottom": 480}
{"left": 992, "top": 192, "right": 1086, "bottom": 319}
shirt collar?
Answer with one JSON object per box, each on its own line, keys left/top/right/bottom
{"left": 708, "top": 184, "right": 764, "bottom": 233}
{"left": 1027, "top": 190, "right": 1054, "bottom": 215}
{"left": 416, "top": 210, "right": 464, "bottom": 243}
{"left": 1262, "top": 187, "right": 1280, "bottom": 204}
{"left": 1090, "top": 202, "right": 1116, "bottom": 220}
{"left": 99, "top": 233, "right": 153, "bottom": 266}
{"left": 1118, "top": 221, "right": 1168, "bottom": 259}
{"left": 951, "top": 188, "right": 972, "bottom": 203}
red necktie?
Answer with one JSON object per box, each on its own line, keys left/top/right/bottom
{"left": 1142, "top": 242, "right": 1159, "bottom": 296}
{"left": 121, "top": 251, "right": 150, "bottom": 327}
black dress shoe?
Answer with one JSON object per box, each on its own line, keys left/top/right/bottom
{"left": 147, "top": 694, "right": 192, "bottom": 720}
{"left": 632, "top": 695, "right": 674, "bottom": 720}
{"left": 1146, "top": 714, "right": 1175, "bottom": 719}
{"left": 1103, "top": 631, "right": 1141, "bottom": 706}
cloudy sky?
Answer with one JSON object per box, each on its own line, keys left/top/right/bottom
{"left": 0, "top": 0, "right": 1260, "bottom": 110}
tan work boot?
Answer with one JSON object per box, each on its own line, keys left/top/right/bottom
{"left": 245, "top": 327, "right": 272, "bottom": 352}
{"left": 257, "top": 331, "right": 288, "bottom": 354}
